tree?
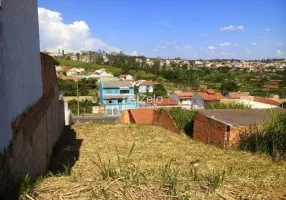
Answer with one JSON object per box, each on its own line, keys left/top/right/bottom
{"left": 153, "top": 84, "right": 167, "bottom": 97}
{"left": 220, "top": 81, "right": 239, "bottom": 92}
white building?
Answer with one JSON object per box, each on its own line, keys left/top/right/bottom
{"left": 138, "top": 80, "right": 154, "bottom": 93}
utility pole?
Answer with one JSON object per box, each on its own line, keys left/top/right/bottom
{"left": 77, "top": 81, "right": 79, "bottom": 116}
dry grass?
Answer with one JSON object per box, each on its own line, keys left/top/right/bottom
{"left": 33, "top": 124, "right": 286, "bottom": 200}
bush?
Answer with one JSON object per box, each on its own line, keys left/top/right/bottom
{"left": 205, "top": 102, "right": 251, "bottom": 109}
{"left": 161, "top": 108, "right": 196, "bottom": 136}
{"left": 239, "top": 112, "right": 286, "bottom": 160}
{"left": 68, "top": 99, "right": 93, "bottom": 115}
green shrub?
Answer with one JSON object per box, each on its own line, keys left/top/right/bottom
{"left": 239, "top": 112, "right": 286, "bottom": 160}
{"left": 205, "top": 102, "right": 251, "bottom": 109}
{"left": 68, "top": 99, "right": 93, "bottom": 115}
{"left": 161, "top": 108, "right": 195, "bottom": 136}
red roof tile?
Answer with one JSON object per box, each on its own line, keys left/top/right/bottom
{"left": 140, "top": 80, "right": 154, "bottom": 85}
{"left": 150, "top": 98, "right": 177, "bottom": 106}
{"left": 254, "top": 97, "right": 281, "bottom": 106}
{"left": 176, "top": 92, "right": 193, "bottom": 99}
{"left": 198, "top": 91, "right": 225, "bottom": 101}
{"left": 263, "top": 85, "right": 279, "bottom": 89}
{"left": 228, "top": 92, "right": 249, "bottom": 99}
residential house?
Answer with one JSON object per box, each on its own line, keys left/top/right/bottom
{"left": 191, "top": 89, "right": 225, "bottom": 109}
{"left": 148, "top": 98, "right": 177, "bottom": 107}
{"left": 86, "top": 69, "right": 114, "bottom": 79}
{"left": 169, "top": 92, "right": 193, "bottom": 105}
{"left": 99, "top": 81, "right": 139, "bottom": 115}
{"left": 228, "top": 92, "right": 250, "bottom": 99}
{"left": 139, "top": 80, "right": 154, "bottom": 93}
{"left": 193, "top": 109, "right": 285, "bottom": 149}
{"left": 119, "top": 74, "right": 133, "bottom": 81}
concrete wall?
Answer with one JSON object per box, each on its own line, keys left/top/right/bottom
{"left": 0, "top": 53, "right": 65, "bottom": 182}
{"left": 0, "top": 0, "right": 43, "bottom": 151}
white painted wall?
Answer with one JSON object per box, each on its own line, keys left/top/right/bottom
{"left": 237, "top": 99, "right": 279, "bottom": 109}
{"left": 0, "top": 0, "right": 43, "bottom": 151}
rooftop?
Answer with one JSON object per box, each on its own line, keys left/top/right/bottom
{"left": 197, "top": 90, "right": 225, "bottom": 101}
{"left": 198, "top": 108, "right": 285, "bottom": 126}
{"left": 101, "top": 81, "right": 133, "bottom": 88}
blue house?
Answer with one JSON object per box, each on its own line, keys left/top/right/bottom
{"left": 99, "top": 81, "right": 140, "bottom": 115}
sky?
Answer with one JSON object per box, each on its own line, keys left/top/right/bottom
{"left": 38, "top": 0, "right": 286, "bottom": 60}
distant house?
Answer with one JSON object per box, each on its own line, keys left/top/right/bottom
{"left": 191, "top": 89, "right": 225, "bottom": 109}
{"left": 254, "top": 96, "right": 281, "bottom": 107}
{"left": 193, "top": 108, "right": 285, "bottom": 148}
{"left": 99, "top": 81, "right": 139, "bottom": 115}
{"left": 228, "top": 92, "right": 249, "bottom": 99}
{"left": 119, "top": 74, "right": 133, "bottom": 81}
{"left": 169, "top": 92, "right": 193, "bottom": 105}
{"left": 263, "top": 85, "right": 279, "bottom": 90}
{"left": 139, "top": 80, "right": 154, "bottom": 93}
{"left": 87, "top": 69, "right": 114, "bottom": 79}
{"left": 148, "top": 98, "right": 177, "bottom": 107}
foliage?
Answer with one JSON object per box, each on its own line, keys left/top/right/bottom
{"left": 58, "top": 78, "right": 97, "bottom": 96}
{"left": 220, "top": 80, "right": 239, "bottom": 92}
{"left": 239, "top": 112, "right": 286, "bottom": 160}
{"left": 162, "top": 108, "right": 196, "bottom": 136}
{"left": 205, "top": 102, "right": 251, "bottom": 109}
{"left": 68, "top": 99, "right": 94, "bottom": 115}
{"left": 153, "top": 84, "right": 167, "bottom": 97}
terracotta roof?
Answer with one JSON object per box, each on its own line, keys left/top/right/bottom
{"left": 269, "top": 80, "right": 282, "bottom": 83}
{"left": 206, "top": 89, "right": 215, "bottom": 94}
{"left": 129, "top": 109, "right": 154, "bottom": 124}
{"left": 140, "top": 80, "right": 154, "bottom": 85}
{"left": 150, "top": 98, "right": 177, "bottom": 106}
{"left": 263, "top": 85, "right": 279, "bottom": 89}
{"left": 228, "top": 92, "right": 249, "bottom": 99}
{"left": 254, "top": 97, "right": 281, "bottom": 107}
{"left": 176, "top": 92, "right": 193, "bottom": 99}
{"left": 198, "top": 91, "right": 225, "bottom": 101}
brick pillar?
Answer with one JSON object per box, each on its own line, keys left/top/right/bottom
{"left": 120, "top": 110, "right": 130, "bottom": 124}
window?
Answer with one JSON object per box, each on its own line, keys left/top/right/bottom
{"left": 108, "top": 100, "right": 113, "bottom": 104}
{"left": 120, "top": 90, "right": 129, "bottom": 94}
{"left": 118, "top": 99, "right": 123, "bottom": 103}
{"left": 106, "top": 90, "right": 111, "bottom": 94}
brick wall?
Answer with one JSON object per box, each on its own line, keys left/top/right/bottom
{"left": 193, "top": 113, "right": 228, "bottom": 148}
{"left": 0, "top": 54, "right": 65, "bottom": 182}
{"left": 121, "top": 109, "right": 180, "bottom": 134}
{"left": 193, "top": 113, "right": 250, "bottom": 149}
{"left": 152, "top": 110, "right": 180, "bottom": 134}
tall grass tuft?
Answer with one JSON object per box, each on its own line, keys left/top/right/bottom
{"left": 239, "top": 112, "right": 286, "bottom": 160}
{"left": 205, "top": 102, "right": 251, "bottom": 109}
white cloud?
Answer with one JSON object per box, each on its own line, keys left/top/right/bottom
{"left": 277, "top": 49, "right": 283, "bottom": 56}
{"left": 175, "top": 46, "right": 180, "bottom": 49}
{"left": 221, "top": 52, "right": 236, "bottom": 56}
{"left": 266, "top": 28, "right": 272, "bottom": 32}
{"left": 246, "top": 49, "right": 252, "bottom": 55}
{"left": 207, "top": 46, "right": 216, "bottom": 50}
{"left": 153, "top": 49, "right": 158, "bottom": 52}
{"left": 183, "top": 45, "right": 192, "bottom": 49}
{"left": 131, "top": 50, "right": 139, "bottom": 56}
{"left": 156, "top": 45, "right": 167, "bottom": 49}
{"left": 38, "top": 7, "right": 120, "bottom": 53}
{"left": 251, "top": 42, "right": 257, "bottom": 46}
{"left": 277, "top": 42, "right": 284, "bottom": 46}
{"left": 219, "top": 25, "right": 244, "bottom": 31}
{"left": 166, "top": 41, "right": 176, "bottom": 45}
{"left": 200, "top": 32, "right": 209, "bottom": 36}
{"left": 220, "top": 42, "right": 231, "bottom": 47}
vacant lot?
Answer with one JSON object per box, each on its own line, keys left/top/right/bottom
{"left": 32, "top": 124, "right": 286, "bottom": 199}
